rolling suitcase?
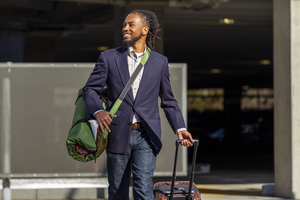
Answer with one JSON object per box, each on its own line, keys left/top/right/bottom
{"left": 153, "top": 139, "right": 201, "bottom": 200}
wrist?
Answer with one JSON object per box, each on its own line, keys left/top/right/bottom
{"left": 176, "top": 128, "right": 187, "bottom": 134}
{"left": 94, "top": 109, "right": 104, "bottom": 117}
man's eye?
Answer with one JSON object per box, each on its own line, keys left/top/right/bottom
{"left": 130, "top": 24, "right": 135, "bottom": 27}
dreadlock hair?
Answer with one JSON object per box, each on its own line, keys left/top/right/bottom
{"left": 129, "top": 10, "right": 161, "bottom": 50}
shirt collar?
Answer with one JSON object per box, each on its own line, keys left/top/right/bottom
{"left": 128, "top": 45, "right": 147, "bottom": 58}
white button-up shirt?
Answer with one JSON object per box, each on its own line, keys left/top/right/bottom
{"left": 127, "top": 46, "right": 147, "bottom": 124}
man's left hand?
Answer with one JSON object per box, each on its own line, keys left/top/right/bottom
{"left": 177, "top": 130, "right": 194, "bottom": 147}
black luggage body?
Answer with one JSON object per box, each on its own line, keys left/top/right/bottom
{"left": 153, "top": 139, "right": 201, "bottom": 200}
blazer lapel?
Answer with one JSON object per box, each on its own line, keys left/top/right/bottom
{"left": 115, "top": 47, "right": 134, "bottom": 103}
{"left": 135, "top": 52, "right": 155, "bottom": 101}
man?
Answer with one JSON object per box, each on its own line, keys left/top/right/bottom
{"left": 82, "top": 10, "right": 194, "bottom": 200}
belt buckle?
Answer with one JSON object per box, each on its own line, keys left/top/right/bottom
{"left": 132, "top": 123, "right": 142, "bottom": 130}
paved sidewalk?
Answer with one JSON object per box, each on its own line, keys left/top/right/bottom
{"left": 197, "top": 184, "right": 293, "bottom": 200}
{"left": 201, "top": 194, "right": 293, "bottom": 200}
{"left": 2, "top": 169, "right": 293, "bottom": 200}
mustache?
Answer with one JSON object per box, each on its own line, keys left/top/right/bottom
{"left": 123, "top": 31, "right": 132, "bottom": 35}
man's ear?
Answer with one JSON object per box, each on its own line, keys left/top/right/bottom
{"left": 142, "top": 27, "right": 149, "bottom": 35}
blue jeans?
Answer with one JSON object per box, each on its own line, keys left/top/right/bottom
{"left": 107, "top": 128, "right": 157, "bottom": 200}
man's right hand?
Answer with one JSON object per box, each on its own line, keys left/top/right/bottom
{"left": 95, "top": 110, "right": 117, "bottom": 132}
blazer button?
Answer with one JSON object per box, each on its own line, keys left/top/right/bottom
{"left": 128, "top": 122, "right": 132, "bottom": 125}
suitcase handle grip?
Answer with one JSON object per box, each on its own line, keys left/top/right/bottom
{"left": 176, "top": 139, "right": 199, "bottom": 147}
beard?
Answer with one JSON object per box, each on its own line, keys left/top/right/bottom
{"left": 122, "top": 32, "right": 143, "bottom": 48}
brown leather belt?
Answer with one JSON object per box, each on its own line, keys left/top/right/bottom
{"left": 132, "top": 122, "right": 143, "bottom": 129}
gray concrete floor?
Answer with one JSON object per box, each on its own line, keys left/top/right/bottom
{"left": 3, "top": 169, "right": 295, "bottom": 200}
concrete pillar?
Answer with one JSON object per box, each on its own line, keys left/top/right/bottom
{"left": 274, "top": 0, "right": 300, "bottom": 198}
{"left": 2, "top": 178, "right": 11, "bottom": 200}
{"left": 2, "top": 77, "right": 11, "bottom": 200}
{"left": 124, "top": 5, "right": 164, "bottom": 54}
{"left": 2, "top": 78, "right": 11, "bottom": 175}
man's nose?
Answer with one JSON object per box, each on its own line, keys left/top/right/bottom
{"left": 123, "top": 24, "right": 129, "bottom": 32}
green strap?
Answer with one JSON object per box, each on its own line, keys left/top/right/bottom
{"left": 140, "top": 47, "right": 151, "bottom": 65}
{"left": 108, "top": 99, "right": 122, "bottom": 117}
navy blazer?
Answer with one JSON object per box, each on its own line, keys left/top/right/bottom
{"left": 82, "top": 46, "right": 186, "bottom": 154}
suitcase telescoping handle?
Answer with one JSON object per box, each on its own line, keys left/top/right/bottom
{"left": 170, "top": 139, "right": 199, "bottom": 200}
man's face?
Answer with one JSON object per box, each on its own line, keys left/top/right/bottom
{"left": 122, "top": 13, "right": 146, "bottom": 47}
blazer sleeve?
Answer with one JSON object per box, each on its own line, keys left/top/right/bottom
{"left": 82, "top": 52, "right": 108, "bottom": 117}
{"left": 159, "top": 57, "right": 186, "bottom": 133}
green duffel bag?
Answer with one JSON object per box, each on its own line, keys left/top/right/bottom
{"left": 66, "top": 87, "right": 111, "bottom": 162}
